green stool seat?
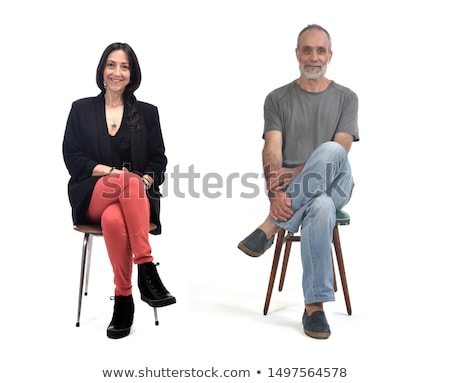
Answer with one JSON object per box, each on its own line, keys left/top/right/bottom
{"left": 336, "top": 210, "right": 350, "bottom": 226}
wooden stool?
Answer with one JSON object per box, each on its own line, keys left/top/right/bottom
{"left": 264, "top": 210, "right": 352, "bottom": 315}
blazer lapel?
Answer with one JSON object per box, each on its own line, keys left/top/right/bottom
{"left": 95, "top": 94, "right": 113, "bottom": 165}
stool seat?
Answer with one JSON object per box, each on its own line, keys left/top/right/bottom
{"left": 336, "top": 210, "right": 350, "bottom": 225}
{"left": 73, "top": 224, "right": 103, "bottom": 235}
{"left": 74, "top": 222, "right": 157, "bottom": 235}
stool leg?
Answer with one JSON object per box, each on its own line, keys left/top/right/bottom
{"left": 153, "top": 307, "right": 159, "bottom": 326}
{"left": 331, "top": 248, "right": 337, "bottom": 292}
{"left": 333, "top": 227, "right": 352, "bottom": 315}
{"left": 76, "top": 233, "right": 91, "bottom": 327}
{"left": 264, "top": 229, "right": 285, "bottom": 315}
{"left": 83, "top": 234, "right": 93, "bottom": 296}
{"left": 278, "top": 238, "right": 293, "bottom": 292}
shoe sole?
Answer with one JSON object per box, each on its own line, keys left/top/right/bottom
{"left": 107, "top": 326, "right": 132, "bottom": 339}
{"left": 303, "top": 328, "right": 331, "bottom": 339}
{"left": 237, "top": 242, "right": 262, "bottom": 257}
{"left": 141, "top": 295, "right": 177, "bottom": 308}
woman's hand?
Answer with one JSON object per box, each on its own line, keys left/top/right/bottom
{"left": 92, "top": 165, "right": 130, "bottom": 176}
{"left": 112, "top": 167, "right": 129, "bottom": 174}
{"left": 142, "top": 174, "right": 154, "bottom": 189}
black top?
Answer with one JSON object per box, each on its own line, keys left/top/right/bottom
{"left": 110, "top": 122, "right": 132, "bottom": 170}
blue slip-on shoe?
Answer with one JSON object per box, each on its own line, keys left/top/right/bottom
{"left": 302, "top": 310, "right": 331, "bottom": 339}
{"left": 237, "top": 229, "right": 274, "bottom": 257}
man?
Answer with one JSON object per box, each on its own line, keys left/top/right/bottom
{"left": 238, "top": 24, "right": 359, "bottom": 339}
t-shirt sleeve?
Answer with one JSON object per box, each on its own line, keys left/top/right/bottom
{"left": 336, "top": 91, "right": 359, "bottom": 141}
{"left": 262, "top": 92, "right": 282, "bottom": 138}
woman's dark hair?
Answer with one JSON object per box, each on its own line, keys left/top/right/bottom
{"left": 96, "top": 42, "right": 143, "bottom": 130}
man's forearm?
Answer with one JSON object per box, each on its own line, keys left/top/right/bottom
{"left": 262, "top": 149, "right": 282, "bottom": 183}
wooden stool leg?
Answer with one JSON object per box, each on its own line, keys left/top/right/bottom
{"left": 278, "top": 238, "right": 293, "bottom": 291}
{"left": 333, "top": 226, "right": 352, "bottom": 315}
{"left": 263, "top": 229, "right": 285, "bottom": 315}
{"left": 331, "top": 248, "right": 337, "bottom": 292}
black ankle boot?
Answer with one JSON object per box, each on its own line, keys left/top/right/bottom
{"left": 107, "top": 295, "right": 134, "bottom": 339}
{"left": 138, "top": 262, "right": 176, "bottom": 307}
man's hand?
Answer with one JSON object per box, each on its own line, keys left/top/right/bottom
{"left": 267, "top": 166, "right": 303, "bottom": 192}
{"left": 269, "top": 191, "right": 293, "bottom": 221}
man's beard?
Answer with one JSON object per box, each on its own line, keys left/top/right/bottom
{"left": 300, "top": 62, "right": 327, "bottom": 80}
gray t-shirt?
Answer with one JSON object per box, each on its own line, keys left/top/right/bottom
{"left": 263, "top": 80, "right": 359, "bottom": 167}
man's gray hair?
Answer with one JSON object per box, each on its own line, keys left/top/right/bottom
{"left": 297, "top": 24, "right": 332, "bottom": 52}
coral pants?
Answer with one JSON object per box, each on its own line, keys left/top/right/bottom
{"left": 86, "top": 172, "right": 153, "bottom": 296}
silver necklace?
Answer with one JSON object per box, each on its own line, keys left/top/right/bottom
{"left": 106, "top": 106, "right": 123, "bottom": 130}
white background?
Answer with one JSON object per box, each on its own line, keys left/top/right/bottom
{"left": 1, "top": 0, "right": 449, "bottom": 381}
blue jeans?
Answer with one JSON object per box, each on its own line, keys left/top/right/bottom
{"left": 268, "top": 142, "right": 354, "bottom": 304}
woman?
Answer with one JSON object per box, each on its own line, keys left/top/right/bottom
{"left": 63, "top": 42, "right": 176, "bottom": 339}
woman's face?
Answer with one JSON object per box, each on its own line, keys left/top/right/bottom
{"left": 103, "top": 49, "right": 131, "bottom": 95}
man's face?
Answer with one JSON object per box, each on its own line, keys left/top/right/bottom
{"left": 296, "top": 29, "right": 332, "bottom": 80}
